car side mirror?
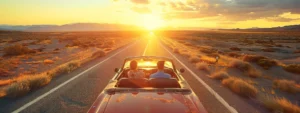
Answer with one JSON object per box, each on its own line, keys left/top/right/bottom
{"left": 179, "top": 68, "right": 185, "bottom": 73}
{"left": 114, "top": 68, "right": 119, "bottom": 73}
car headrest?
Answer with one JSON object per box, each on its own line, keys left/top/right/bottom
{"left": 117, "top": 78, "right": 148, "bottom": 88}
{"left": 149, "top": 78, "right": 180, "bottom": 88}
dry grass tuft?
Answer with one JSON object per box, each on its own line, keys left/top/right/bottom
{"left": 222, "top": 77, "right": 258, "bottom": 97}
{"left": 5, "top": 80, "right": 30, "bottom": 98}
{"left": 27, "top": 75, "right": 51, "bottom": 90}
{"left": 229, "top": 60, "right": 252, "bottom": 72}
{"left": 210, "top": 71, "right": 229, "bottom": 80}
{"left": 283, "top": 64, "right": 300, "bottom": 74}
{"left": 273, "top": 79, "right": 299, "bottom": 93}
{"left": 4, "top": 44, "right": 36, "bottom": 56}
{"left": 200, "top": 56, "right": 216, "bottom": 64}
{"left": 243, "top": 55, "right": 278, "bottom": 69}
{"left": 227, "top": 52, "right": 241, "bottom": 58}
{"left": 257, "top": 58, "right": 278, "bottom": 70}
{"left": 261, "top": 96, "right": 300, "bottom": 113}
{"left": 229, "top": 60, "right": 261, "bottom": 78}
{"left": 198, "top": 46, "right": 216, "bottom": 54}
{"left": 44, "top": 59, "right": 54, "bottom": 64}
{"left": 189, "top": 56, "right": 201, "bottom": 63}
{"left": 246, "top": 68, "right": 261, "bottom": 78}
{"left": 173, "top": 48, "right": 179, "bottom": 53}
{"left": 196, "top": 63, "right": 210, "bottom": 72}
{"left": 53, "top": 60, "right": 81, "bottom": 76}
{"left": 242, "top": 55, "right": 266, "bottom": 62}
{"left": 230, "top": 47, "right": 241, "bottom": 51}
{"left": 92, "top": 50, "right": 106, "bottom": 58}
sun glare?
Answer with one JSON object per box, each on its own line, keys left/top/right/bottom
{"left": 142, "top": 14, "right": 164, "bottom": 31}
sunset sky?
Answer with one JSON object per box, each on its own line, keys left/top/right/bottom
{"left": 1, "top": 0, "right": 300, "bottom": 29}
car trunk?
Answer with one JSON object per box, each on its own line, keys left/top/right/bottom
{"left": 103, "top": 92, "right": 199, "bottom": 113}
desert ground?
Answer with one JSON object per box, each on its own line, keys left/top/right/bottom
{"left": 0, "top": 30, "right": 300, "bottom": 113}
{"left": 160, "top": 30, "right": 300, "bottom": 113}
{"left": 0, "top": 31, "right": 138, "bottom": 97}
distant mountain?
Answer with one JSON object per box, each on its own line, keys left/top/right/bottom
{"left": 223, "top": 24, "right": 300, "bottom": 31}
{"left": 0, "top": 23, "right": 141, "bottom": 32}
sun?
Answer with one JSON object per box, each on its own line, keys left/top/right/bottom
{"left": 141, "top": 14, "right": 164, "bottom": 31}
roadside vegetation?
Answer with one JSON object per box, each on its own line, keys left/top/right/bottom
{"left": 0, "top": 31, "right": 137, "bottom": 98}
{"left": 273, "top": 79, "right": 300, "bottom": 93}
{"left": 161, "top": 31, "right": 300, "bottom": 112}
{"left": 4, "top": 44, "right": 35, "bottom": 56}
{"left": 261, "top": 96, "right": 300, "bottom": 113}
{"left": 222, "top": 77, "right": 258, "bottom": 97}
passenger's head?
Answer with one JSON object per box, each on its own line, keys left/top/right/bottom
{"left": 130, "top": 60, "right": 138, "bottom": 70}
{"left": 157, "top": 61, "right": 165, "bottom": 70}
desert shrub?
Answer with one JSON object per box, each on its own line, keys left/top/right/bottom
{"left": 262, "top": 96, "right": 300, "bottom": 113}
{"left": 28, "top": 75, "right": 52, "bottom": 90}
{"left": 210, "top": 71, "right": 229, "bottom": 80}
{"left": 243, "top": 55, "right": 277, "bottom": 69}
{"left": 229, "top": 60, "right": 252, "bottom": 72}
{"left": 257, "top": 59, "right": 278, "bottom": 70}
{"left": 230, "top": 47, "right": 241, "bottom": 51}
{"left": 173, "top": 48, "right": 179, "bottom": 53}
{"left": 229, "top": 60, "right": 261, "bottom": 78}
{"left": 53, "top": 60, "right": 81, "bottom": 76}
{"left": 200, "top": 57, "right": 216, "bottom": 64}
{"left": 198, "top": 47, "right": 216, "bottom": 54}
{"left": 273, "top": 79, "right": 299, "bottom": 93}
{"left": 106, "top": 40, "right": 115, "bottom": 45}
{"left": 5, "top": 80, "right": 30, "bottom": 98}
{"left": 227, "top": 52, "right": 241, "bottom": 58}
{"left": 242, "top": 55, "right": 266, "bottom": 62}
{"left": 196, "top": 63, "right": 210, "bottom": 72}
{"left": 189, "top": 56, "right": 201, "bottom": 63}
{"left": 180, "top": 52, "right": 192, "bottom": 58}
{"left": 283, "top": 64, "right": 300, "bottom": 74}
{"left": 92, "top": 50, "right": 106, "bottom": 58}
{"left": 222, "top": 77, "right": 258, "bottom": 97}
{"left": 245, "top": 68, "right": 261, "bottom": 78}
{"left": 4, "top": 44, "right": 35, "bottom": 56}
{"left": 44, "top": 59, "right": 54, "bottom": 64}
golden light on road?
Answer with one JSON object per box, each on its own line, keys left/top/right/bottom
{"left": 142, "top": 14, "right": 164, "bottom": 31}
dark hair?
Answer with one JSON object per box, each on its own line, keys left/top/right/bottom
{"left": 157, "top": 61, "right": 165, "bottom": 70}
{"left": 130, "top": 60, "right": 138, "bottom": 70}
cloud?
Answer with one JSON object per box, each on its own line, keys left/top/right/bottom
{"left": 160, "top": 0, "right": 300, "bottom": 21}
{"left": 131, "top": 6, "right": 152, "bottom": 14}
{"left": 130, "top": 0, "right": 149, "bottom": 4}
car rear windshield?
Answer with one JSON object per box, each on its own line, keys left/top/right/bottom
{"left": 123, "top": 58, "right": 174, "bottom": 69}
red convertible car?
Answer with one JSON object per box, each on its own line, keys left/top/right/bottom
{"left": 88, "top": 56, "right": 207, "bottom": 113}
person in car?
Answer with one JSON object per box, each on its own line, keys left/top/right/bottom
{"left": 127, "top": 60, "right": 145, "bottom": 79}
{"left": 150, "top": 61, "right": 171, "bottom": 79}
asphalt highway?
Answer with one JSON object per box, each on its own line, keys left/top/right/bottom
{"left": 0, "top": 35, "right": 268, "bottom": 113}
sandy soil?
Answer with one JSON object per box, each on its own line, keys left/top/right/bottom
{"left": 160, "top": 30, "right": 300, "bottom": 112}
{"left": 0, "top": 31, "right": 138, "bottom": 79}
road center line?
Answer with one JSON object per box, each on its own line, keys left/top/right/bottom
{"left": 142, "top": 40, "right": 149, "bottom": 56}
{"left": 160, "top": 42, "right": 238, "bottom": 113}
{"left": 12, "top": 41, "right": 138, "bottom": 113}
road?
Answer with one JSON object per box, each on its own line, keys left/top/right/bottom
{"left": 0, "top": 35, "right": 267, "bottom": 113}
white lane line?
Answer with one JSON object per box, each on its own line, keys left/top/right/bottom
{"left": 13, "top": 41, "right": 137, "bottom": 113}
{"left": 160, "top": 43, "right": 238, "bottom": 113}
{"left": 142, "top": 40, "right": 149, "bottom": 56}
